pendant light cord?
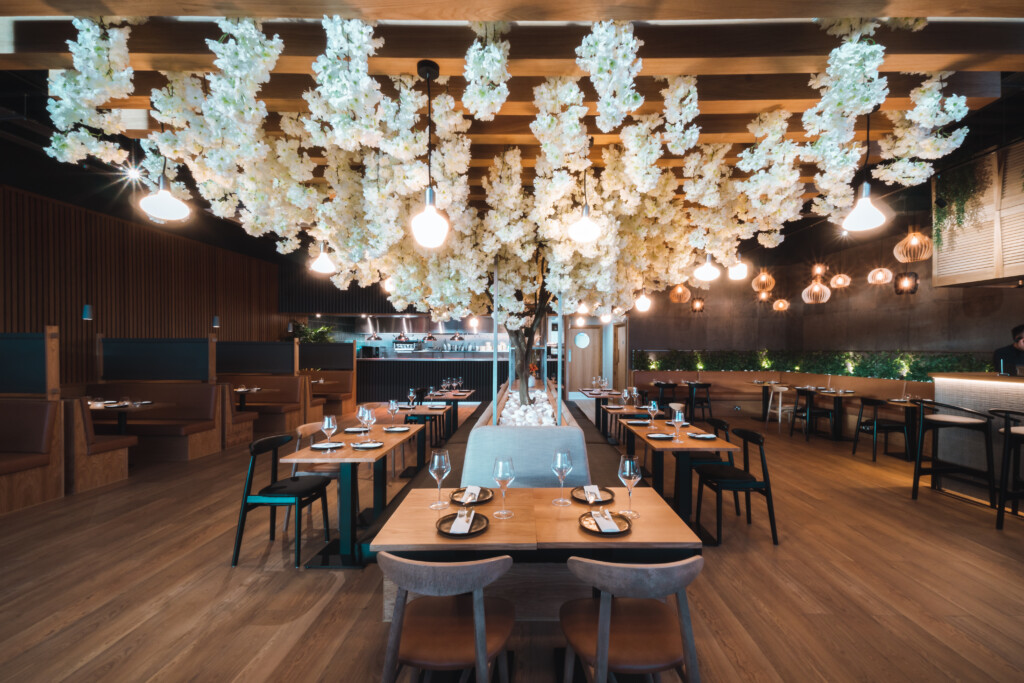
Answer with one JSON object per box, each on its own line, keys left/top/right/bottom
{"left": 426, "top": 77, "right": 433, "bottom": 189}
{"left": 862, "top": 112, "right": 871, "bottom": 176}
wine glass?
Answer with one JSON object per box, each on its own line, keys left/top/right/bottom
{"left": 321, "top": 414, "right": 337, "bottom": 445}
{"left": 618, "top": 455, "right": 642, "bottom": 519}
{"left": 407, "top": 387, "right": 416, "bottom": 407}
{"left": 672, "top": 410, "right": 686, "bottom": 443}
{"left": 458, "top": 376, "right": 464, "bottom": 390}
{"left": 387, "top": 399, "right": 399, "bottom": 424}
{"left": 551, "top": 451, "right": 573, "bottom": 506}
{"left": 493, "top": 457, "right": 515, "bottom": 519}
{"left": 620, "top": 389, "right": 629, "bottom": 407}
{"left": 591, "top": 376, "right": 598, "bottom": 390}
{"left": 647, "top": 400, "right": 659, "bottom": 424}
{"left": 364, "top": 407, "right": 377, "bottom": 441}
{"left": 630, "top": 386, "right": 639, "bottom": 406}
{"left": 356, "top": 406, "right": 370, "bottom": 438}
{"left": 428, "top": 450, "right": 451, "bottom": 510}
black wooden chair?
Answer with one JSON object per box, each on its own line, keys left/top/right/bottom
{"left": 231, "top": 434, "right": 331, "bottom": 568}
{"left": 695, "top": 428, "right": 779, "bottom": 546}
{"left": 691, "top": 382, "right": 713, "bottom": 421}
{"left": 912, "top": 400, "right": 996, "bottom": 507}
{"left": 852, "top": 397, "right": 910, "bottom": 461}
{"left": 790, "top": 388, "right": 834, "bottom": 441}
{"left": 989, "top": 409, "right": 1024, "bottom": 530}
{"left": 654, "top": 381, "right": 677, "bottom": 405}
{"left": 690, "top": 418, "right": 740, "bottom": 516}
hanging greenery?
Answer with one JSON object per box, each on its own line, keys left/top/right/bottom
{"left": 292, "top": 323, "right": 334, "bottom": 344}
{"left": 932, "top": 158, "right": 990, "bottom": 247}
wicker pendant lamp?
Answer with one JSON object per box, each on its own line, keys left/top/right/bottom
{"left": 893, "top": 229, "right": 933, "bottom": 263}
{"left": 751, "top": 270, "right": 775, "bottom": 292}
{"left": 830, "top": 273, "right": 852, "bottom": 288}
{"left": 801, "top": 278, "right": 832, "bottom": 304}
{"left": 867, "top": 267, "right": 894, "bottom": 285}
{"left": 669, "top": 284, "right": 692, "bottom": 304}
{"left": 772, "top": 299, "right": 790, "bottom": 312}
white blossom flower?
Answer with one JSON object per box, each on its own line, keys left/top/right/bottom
{"left": 576, "top": 21, "right": 644, "bottom": 132}
{"left": 660, "top": 76, "right": 700, "bottom": 155}
{"left": 463, "top": 22, "right": 511, "bottom": 121}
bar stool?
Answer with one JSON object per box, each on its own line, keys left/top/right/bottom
{"left": 764, "top": 385, "right": 793, "bottom": 432}
{"left": 852, "top": 397, "right": 910, "bottom": 462}
{"left": 989, "top": 409, "right": 1024, "bottom": 529}
{"left": 912, "top": 400, "right": 996, "bottom": 506}
{"left": 655, "top": 381, "right": 677, "bottom": 404}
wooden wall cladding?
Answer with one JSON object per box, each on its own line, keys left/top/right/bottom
{"left": 0, "top": 186, "right": 291, "bottom": 385}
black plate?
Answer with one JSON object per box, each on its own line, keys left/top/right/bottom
{"left": 344, "top": 427, "right": 369, "bottom": 433}
{"left": 578, "top": 511, "right": 631, "bottom": 537}
{"left": 570, "top": 486, "right": 615, "bottom": 505}
{"left": 646, "top": 432, "right": 674, "bottom": 440}
{"left": 436, "top": 512, "right": 489, "bottom": 538}
{"left": 351, "top": 441, "right": 384, "bottom": 450}
{"left": 310, "top": 442, "right": 343, "bottom": 451}
{"left": 383, "top": 426, "right": 411, "bottom": 432}
{"left": 449, "top": 487, "right": 494, "bottom": 506}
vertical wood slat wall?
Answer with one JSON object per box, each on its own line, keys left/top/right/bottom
{"left": 0, "top": 185, "right": 290, "bottom": 385}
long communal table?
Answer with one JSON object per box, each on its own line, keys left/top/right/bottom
{"left": 426, "top": 389, "right": 476, "bottom": 435}
{"left": 579, "top": 388, "right": 623, "bottom": 437}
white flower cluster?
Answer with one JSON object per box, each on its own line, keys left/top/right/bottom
{"left": 45, "top": 17, "right": 142, "bottom": 164}
{"left": 499, "top": 388, "right": 556, "bottom": 426}
{"left": 575, "top": 21, "right": 644, "bottom": 132}
{"left": 873, "top": 72, "right": 969, "bottom": 186}
{"left": 736, "top": 111, "right": 804, "bottom": 241}
{"left": 530, "top": 78, "right": 590, "bottom": 172}
{"left": 463, "top": 22, "right": 511, "bottom": 121}
{"left": 621, "top": 114, "right": 664, "bottom": 193}
{"left": 660, "top": 76, "right": 700, "bottom": 155}
{"left": 802, "top": 19, "right": 887, "bottom": 222}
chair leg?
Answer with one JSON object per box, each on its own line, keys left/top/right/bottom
{"left": 733, "top": 491, "right": 741, "bottom": 516}
{"left": 270, "top": 506, "right": 277, "bottom": 541}
{"left": 765, "top": 486, "right": 779, "bottom": 545}
{"left": 499, "top": 650, "right": 510, "bottom": 683}
{"left": 294, "top": 501, "right": 302, "bottom": 568}
{"left": 997, "top": 434, "right": 1012, "bottom": 530}
{"left": 231, "top": 504, "right": 249, "bottom": 567}
{"left": 320, "top": 492, "right": 330, "bottom": 541}
{"left": 852, "top": 421, "right": 861, "bottom": 455}
{"left": 912, "top": 427, "right": 925, "bottom": 500}
{"left": 563, "top": 642, "right": 576, "bottom": 683}
{"left": 984, "top": 427, "right": 997, "bottom": 508}
{"left": 745, "top": 491, "right": 752, "bottom": 524}
{"left": 715, "top": 488, "right": 723, "bottom": 545}
{"left": 695, "top": 477, "right": 705, "bottom": 529}
{"left": 282, "top": 504, "right": 292, "bottom": 534}
{"left": 871, "top": 423, "right": 878, "bottom": 462}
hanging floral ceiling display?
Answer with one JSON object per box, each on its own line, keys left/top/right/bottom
{"left": 46, "top": 15, "right": 970, "bottom": 401}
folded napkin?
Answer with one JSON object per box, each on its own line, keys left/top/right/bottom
{"left": 462, "top": 485, "right": 481, "bottom": 504}
{"left": 687, "top": 432, "right": 716, "bottom": 440}
{"left": 352, "top": 441, "right": 384, "bottom": 449}
{"left": 583, "top": 485, "right": 602, "bottom": 504}
{"left": 591, "top": 510, "right": 620, "bottom": 533}
{"left": 449, "top": 509, "right": 475, "bottom": 534}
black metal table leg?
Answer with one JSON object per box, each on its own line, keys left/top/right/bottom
{"left": 304, "top": 462, "right": 362, "bottom": 569}
{"left": 760, "top": 386, "right": 770, "bottom": 421}
{"left": 671, "top": 450, "right": 693, "bottom": 523}
{"left": 626, "top": 430, "right": 635, "bottom": 456}
{"left": 651, "top": 449, "right": 664, "bottom": 496}
{"left": 417, "top": 429, "right": 426, "bottom": 468}
{"left": 117, "top": 411, "right": 127, "bottom": 435}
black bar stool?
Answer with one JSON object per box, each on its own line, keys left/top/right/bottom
{"left": 989, "top": 409, "right": 1024, "bottom": 530}
{"left": 655, "top": 381, "right": 677, "bottom": 405}
{"left": 912, "top": 399, "right": 996, "bottom": 506}
{"left": 852, "top": 397, "right": 910, "bottom": 461}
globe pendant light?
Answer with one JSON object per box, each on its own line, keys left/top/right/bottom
{"left": 751, "top": 269, "right": 775, "bottom": 292}
{"left": 867, "top": 267, "right": 894, "bottom": 285}
{"left": 756, "top": 290, "right": 771, "bottom": 303}
{"left": 694, "top": 255, "right": 721, "bottom": 281}
{"left": 727, "top": 260, "right": 749, "bottom": 280}
{"left": 893, "top": 229, "right": 933, "bottom": 263}
{"left": 310, "top": 241, "right": 337, "bottom": 274}
{"left": 568, "top": 172, "right": 600, "bottom": 243}
{"left": 772, "top": 299, "right": 790, "bottom": 312}
{"left": 669, "top": 284, "right": 691, "bottom": 304}
{"left": 842, "top": 112, "right": 886, "bottom": 232}
{"left": 599, "top": 313, "right": 612, "bottom": 323}
{"left": 410, "top": 60, "right": 449, "bottom": 249}
{"left": 139, "top": 173, "right": 190, "bottom": 223}
{"left": 801, "top": 278, "right": 831, "bottom": 304}
{"left": 690, "top": 297, "right": 705, "bottom": 313}
{"left": 634, "top": 290, "right": 652, "bottom": 312}
{"left": 382, "top": 276, "right": 396, "bottom": 293}
{"left": 894, "top": 272, "right": 920, "bottom": 295}
{"left": 830, "top": 273, "right": 852, "bottom": 288}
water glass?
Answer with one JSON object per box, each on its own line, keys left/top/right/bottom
{"left": 492, "top": 457, "right": 515, "bottom": 519}
{"left": 672, "top": 410, "right": 686, "bottom": 442}
{"left": 630, "top": 386, "right": 639, "bottom": 405}
{"left": 428, "top": 449, "right": 451, "bottom": 510}
{"left": 364, "top": 408, "right": 377, "bottom": 440}
{"left": 620, "top": 389, "right": 629, "bottom": 406}
{"left": 647, "top": 400, "right": 659, "bottom": 423}
{"left": 551, "top": 451, "right": 573, "bottom": 506}
{"left": 388, "top": 399, "right": 399, "bottom": 424}
{"left": 407, "top": 388, "right": 416, "bottom": 407}
{"left": 321, "top": 414, "right": 337, "bottom": 444}
{"left": 618, "top": 455, "right": 642, "bottom": 519}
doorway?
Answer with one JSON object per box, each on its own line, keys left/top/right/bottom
{"left": 567, "top": 325, "right": 603, "bottom": 393}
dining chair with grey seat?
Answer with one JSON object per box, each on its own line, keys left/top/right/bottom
{"left": 282, "top": 422, "right": 344, "bottom": 532}
{"left": 378, "top": 552, "right": 514, "bottom": 683}
{"left": 559, "top": 555, "right": 704, "bottom": 683}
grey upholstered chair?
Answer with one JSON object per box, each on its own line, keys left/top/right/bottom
{"left": 560, "top": 555, "right": 704, "bottom": 683}
{"left": 378, "top": 552, "right": 515, "bottom": 683}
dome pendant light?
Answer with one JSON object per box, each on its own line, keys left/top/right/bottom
{"left": 310, "top": 241, "right": 337, "bottom": 274}
{"left": 893, "top": 228, "right": 933, "bottom": 263}
{"left": 727, "top": 260, "right": 748, "bottom": 280}
{"left": 139, "top": 172, "right": 190, "bottom": 223}
{"left": 751, "top": 269, "right": 775, "bottom": 292}
{"left": 568, "top": 171, "right": 600, "bottom": 243}
{"left": 669, "top": 284, "right": 691, "bottom": 304}
{"left": 694, "top": 254, "right": 721, "bottom": 281}
{"left": 801, "top": 278, "right": 832, "bottom": 304}
{"left": 634, "top": 290, "right": 652, "bottom": 312}
{"left": 410, "top": 60, "right": 449, "bottom": 249}
{"left": 842, "top": 112, "right": 886, "bottom": 232}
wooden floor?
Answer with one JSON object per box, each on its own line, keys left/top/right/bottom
{"left": 2, "top": 403, "right": 1024, "bottom": 682}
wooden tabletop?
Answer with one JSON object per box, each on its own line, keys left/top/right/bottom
{"left": 602, "top": 405, "right": 665, "bottom": 415}
{"left": 397, "top": 404, "right": 452, "bottom": 417}
{"left": 621, "top": 419, "right": 740, "bottom": 452}
{"left": 580, "top": 389, "right": 621, "bottom": 398}
{"left": 428, "top": 390, "right": 476, "bottom": 399}
{"left": 88, "top": 401, "right": 169, "bottom": 413}
{"left": 370, "top": 487, "right": 700, "bottom": 552}
{"left": 281, "top": 423, "right": 425, "bottom": 465}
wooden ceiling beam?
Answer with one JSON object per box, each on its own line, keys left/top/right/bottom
{"left": 1, "top": 1, "right": 1022, "bottom": 20}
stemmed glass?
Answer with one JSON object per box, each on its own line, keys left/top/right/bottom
{"left": 493, "top": 456, "right": 515, "bottom": 519}
{"left": 321, "top": 414, "right": 337, "bottom": 446}
{"left": 630, "top": 386, "right": 639, "bottom": 406}
{"left": 591, "top": 376, "right": 598, "bottom": 390}
{"left": 363, "top": 407, "right": 377, "bottom": 441}
{"left": 672, "top": 410, "right": 686, "bottom": 443}
{"left": 551, "top": 451, "right": 573, "bottom": 506}
{"left": 428, "top": 449, "right": 451, "bottom": 510}
{"left": 647, "top": 400, "right": 659, "bottom": 424}
{"left": 618, "top": 455, "right": 642, "bottom": 519}
{"left": 457, "top": 376, "right": 464, "bottom": 390}
{"left": 387, "top": 399, "right": 400, "bottom": 424}
{"left": 620, "top": 389, "right": 629, "bottom": 406}
{"left": 428, "top": 386, "right": 435, "bottom": 405}
{"left": 407, "top": 388, "right": 416, "bottom": 407}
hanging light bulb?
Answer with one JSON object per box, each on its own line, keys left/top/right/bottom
{"left": 757, "top": 290, "right": 771, "bottom": 302}
{"left": 772, "top": 299, "right": 790, "bottom": 312}
{"left": 691, "top": 298, "right": 705, "bottom": 313}
{"left": 600, "top": 313, "right": 612, "bottom": 323}
{"left": 812, "top": 263, "right": 827, "bottom": 277}
{"left": 894, "top": 272, "right": 920, "bottom": 295}
{"left": 577, "top": 302, "right": 590, "bottom": 315}
{"left": 568, "top": 204, "right": 600, "bottom": 243}
{"left": 469, "top": 317, "right": 479, "bottom": 330}
{"left": 575, "top": 315, "right": 585, "bottom": 326}
{"left": 139, "top": 174, "right": 190, "bottom": 222}
{"left": 694, "top": 255, "right": 721, "bottom": 281}
{"left": 751, "top": 270, "right": 775, "bottom": 292}
{"left": 410, "top": 60, "right": 449, "bottom": 249}
{"left": 668, "top": 284, "right": 691, "bottom": 304}
{"left": 893, "top": 230, "right": 933, "bottom": 263}
{"left": 830, "top": 273, "right": 852, "bottom": 288}
{"left": 843, "top": 182, "right": 886, "bottom": 231}
{"left": 801, "top": 278, "right": 832, "bottom": 304}
{"left": 728, "top": 260, "right": 749, "bottom": 280}
{"left": 867, "top": 267, "right": 894, "bottom": 285}
{"left": 310, "top": 241, "right": 337, "bottom": 274}
{"left": 382, "top": 277, "right": 396, "bottom": 293}
{"left": 634, "top": 290, "right": 652, "bottom": 312}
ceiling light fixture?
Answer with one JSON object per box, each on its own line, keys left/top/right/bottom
{"left": 575, "top": 315, "right": 585, "bottom": 326}
{"left": 310, "top": 241, "right": 337, "bottom": 274}
{"left": 139, "top": 173, "right": 191, "bottom": 223}
{"left": 751, "top": 270, "right": 775, "bottom": 292}
{"left": 690, "top": 297, "right": 705, "bottom": 313}
{"left": 212, "top": 315, "right": 220, "bottom": 328}
{"left": 634, "top": 290, "right": 652, "bottom": 312}
{"left": 728, "top": 260, "right": 748, "bottom": 280}
{"left": 772, "top": 299, "right": 790, "bottom": 312}
{"left": 694, "top": 255, "right": 721, "bottom": 281}
{"left": 568, "top": 170, "right": 600, "bottom": 243}
{"left": 668, "top": 284, "right": 691, "bottom": 304}
{"left": 830, "top": 273, "right": 852, "bottom": 288}
{"left": 82, "top": 304, "right": 93, "bottom": 321}
{"left": 382, "top": 276, "right": 396, "bottom": 293}
{"left": 600, "top": 313, "right": 612, "bottom": 323}
{"left": 410, "top": 60, "right": 449, "bottom": 249}
{"left": 894, "top": 272, "right": 920, "bottom": 295}
{"left": 842, "top": 112, "right": 886, "bottom": 232}
{"left": 801, "top": 278, "right": 832, "bottom": 304}
{"left": 469, "top": 317, "right": 479, "bottom": 330}
{"left": 812, "top": 263, "right": 827, "bottom": 277}
{"left": 893, "top": 229, "right": 933, "bottom": 263}
{"left": 757, "top": 290, "right": 771, "bottom": 302}
{"left": 867, "top": 267, "right": 894, "bottom": 285}
{"left": 577, "top": 302, "right": 589, "bottom": 315}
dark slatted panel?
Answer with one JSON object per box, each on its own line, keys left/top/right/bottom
{"left": 278, "top": 263, "right": 398, "bottom": 315}
{"left": 356, "top": 360, "right": 510, "bottom": 403}
{"left": 0, "top": 186, "right": 292, "bottom": 385}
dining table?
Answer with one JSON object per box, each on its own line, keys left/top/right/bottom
{"left": 398, "top": 403, "right": 452, "bottom": 447}
{"left": 370, "top": 486, "right": 701, "bottom": 620}
{"left": 88, "top": 400, "right": 165, "bottom": 434}
{"left": 795, "top": 387, "right": 857, "bottom": 440}
{"left": 232, "top": 386, "right": 262, "bottom": 410}
{"left": 751, "top": 380, "right": 782, "bottom": 421}
{"left": 426, "top": 389, "right": 475, "bottom": 435}
{"left": 620, "top": 419, "right": 740, "bottom": 528}
{"left": 579, "top": 388, "right": 623, "bottom": 437}
{"left": 601, "top": 404, "right": 665, "bottom": 443}
{"left": 280, "top": 423, "right": 427, "bottom": 568}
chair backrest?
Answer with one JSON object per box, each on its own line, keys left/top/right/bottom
{"left": 732, "top": 428, "right": 769, "bottom": 481}
{"left": 793, "top": 388, "right": 814, "bottom": 408}
{"left": 295, "top": 422, "right": 322, "bottom": 450}
{"left": 914, "top": 398, "right": 990, "bottom": 421}
{"left": 990, "top": 408, "right": 1024, "bottom": 436}
{"left": 242, "top": 434, "right": 293, "bottom": 496}
{"left": 705, "top": 418, "right": 730, "bottom": 440}
{"left": 860, "top": 397, "right": 885, "bottom": 408}
{"left": 413, "top": 388, "right": 428, "bottom": 404}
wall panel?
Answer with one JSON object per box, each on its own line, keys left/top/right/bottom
{"left": 0, "top": 186, "right": 291, "bottom": 385}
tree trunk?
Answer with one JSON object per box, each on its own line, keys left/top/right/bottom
{"left": 508, "top": 328, "right": 534, "bottom": 406}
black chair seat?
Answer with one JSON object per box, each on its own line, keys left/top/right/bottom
{"left": 693, "top": 463, "right": 756, "bottom": 483}
{"left": 258, "top": 475, "right": 330, "bottom": 497}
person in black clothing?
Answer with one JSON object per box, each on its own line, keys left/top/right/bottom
{"left": 993, "top": 324, "right": 1024, "bottom": 375}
